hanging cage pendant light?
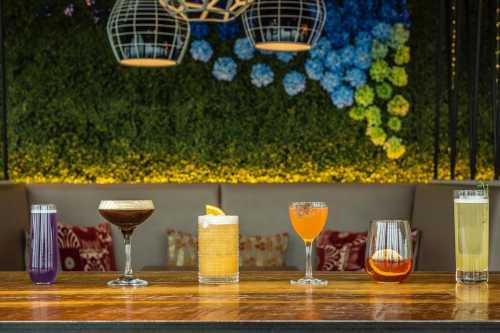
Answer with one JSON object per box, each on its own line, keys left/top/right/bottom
{"left": 159, "top": 0, "right": 253, "bottom": 22}
{"left": 242, "top": 0, "right": 326, "bottom": 52}
{"left": 107, "top": 0, "right": 190, "bottom": 67}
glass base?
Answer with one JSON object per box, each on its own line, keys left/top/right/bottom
{"left": 291, "top": 277, "right": 328, "bottom": 286}
{"left": 456, "top": 270, "right": 488, "bottom": 284}
{"left": 199, "top": 273, "right": 239, "bottom": 284}
{"left": 107, "top": 276, "right": 148, "bottom": 287}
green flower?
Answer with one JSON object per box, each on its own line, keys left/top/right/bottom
{"left": 366, "top": 126, "right": 387, "bottom": 146}
{"left": 388, "top": 95, "right": 410, "bottom": 117}
{"left": 355, "top": 85, "right": 375, "bottom": 107}
{"left": 376, "top": 82, "right": 393, "bottom": 100}
{"left": 384, "top": 136, "right": 406, "bottom": 159}
{"left": 394, "top": 46, "right": 410, "bottom": 65}
{"left": 389, "top": 66, "right": 408, "bottom": 87}
{"left": 389, "top": 23, "right": 410, "bottom": 49}
{"left": 370, "top": 60, "right": 390, "bottom": 82}
{"left": 371, "top": 40, "right": 388, "bottom": 60}
{"left": 387, "top": 117, "right": 402, "bottom": 132}
{"left": 349, "top": 106, "right": 366, "bottom": 121}
{"left": 365, "top": 105, "right": 382, "bottom": 127}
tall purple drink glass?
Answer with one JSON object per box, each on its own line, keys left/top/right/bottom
{"left": 28, "top": 204, "right": 59, "bottom": 284}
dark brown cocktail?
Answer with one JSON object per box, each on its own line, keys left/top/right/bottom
{"left": 98, "top": 200, "right": 154, "bottom": 287}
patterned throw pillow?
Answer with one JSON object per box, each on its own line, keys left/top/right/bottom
{"left": 166, "top": 230, "right": 198, "bottom": 268}
{"left": 57, "top": 222, "right": 116, "bottom": 271}
{"left": 240, "top": 233, "right": 289, "bottom": 268}
{"left": 165, "top": 230, "right": 289, "bottom": 269}
{"left": 316, "top": 229, "right": 420, "bottom": 272}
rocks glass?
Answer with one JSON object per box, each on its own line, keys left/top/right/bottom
{"left": 366, "top": 219, "right": 413, "bottom": 283}
{"left": 98, "top": 200, "right": 154, "bottom": 287}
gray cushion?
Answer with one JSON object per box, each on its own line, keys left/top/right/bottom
{"left": 27, "top": 184, "right": 219, "bottom": 270}
{"left": 0, "top": 182, "right": 29, "bottom": 270}
{"left": 220, "top": 184, "right": 415, "bottom": 270}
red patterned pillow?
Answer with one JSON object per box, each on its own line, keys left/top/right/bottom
{"left": 57, "top": 222, "right": 116, "bottom": 271}
{"left": 316, "top": 229, "right": 420, "bottom": 272}
{"left": 316, "top": 231, "right": 367, "bottom": 271}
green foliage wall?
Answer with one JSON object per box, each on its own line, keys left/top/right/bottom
{"left": 3, "top": 1, "right": 496, "bottom": 183}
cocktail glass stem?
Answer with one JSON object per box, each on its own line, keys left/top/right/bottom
{"left": 305, "top": 241, "right": 313, "bottom": 280}
{"left": 123, "top": 232, "right": 133, "bottom": 278}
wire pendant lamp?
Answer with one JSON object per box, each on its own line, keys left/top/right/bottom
{"left": 242, "top": 0, "right": 326, "bottom": 52}
{"left": 107, "top": 0, "right": 190, "bottom": 67}
{"left": 159, "top": 0, "right": 253, "bottom": 22}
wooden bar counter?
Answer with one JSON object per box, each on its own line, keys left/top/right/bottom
{"left": 1, "top": 271, "right": 500, "bottom": 332}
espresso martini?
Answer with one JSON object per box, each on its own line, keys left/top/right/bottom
{"left": 98, "top": 200, "right": 155, "bottom": 287}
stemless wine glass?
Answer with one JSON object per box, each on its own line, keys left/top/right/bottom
{"left": 289, "top": 202, "right": 328, "bottom": 286}
{"left": 365, "top": 219, "right": 413, "bottom": 283}
{"left": 98, "top": 200, "right": 154, "bottom": 287}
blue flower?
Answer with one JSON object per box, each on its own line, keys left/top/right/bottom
{"left": 305, "top": 58, "right": 324, "bottom": 81}
{"left": 251, "top": 63, "right": 274, "bottom": 88}
{"left": 325, "top": 50, "right": 343, "bottom": 73}
{"left": 283, "top": 71, "right": 306, "bottom": 96}
{"left": 191, "top": 23, "right": 209, "bottom": 39}
{"left": 259, "top": 49, "right": 274, "bottom": 56}
{"left": 326, "top": 29, "right": 350, "bottom": 49}
{"left": 344, "top": 67, "right": 367, "bottom": 88}
{"left": 309, "top": 37, "right": 332, "bottom": 60}
{"left": 216, "top": 21, "right": 241, "bottom": 41}
{"left": 233, "top": 38, "right": 255, "bottom": 61}
{"left": 190, "top": 40, "right": 213, "bottom": 63}
{"left": 353, "top": 47, "right": 372, "bottom": 70}
{"left": 276, "top": 52, "right": 296, "bottom": 63}
{"left": 212, "top": 57, "right": 237, "bottom": 81}
{"left": 372, "top": 22, "right": 392, "bottom": 41}
{"left": 331, "top": 84, "right": 354, "bottom": 109}
{"left": 320, "top": 71, "right": 342, "bottom": 93}
{"left": 339, "top": 46, "right": 355, "bottom": 66}
{"left": 355, "top": 31, "right": 373, "bottom": 48}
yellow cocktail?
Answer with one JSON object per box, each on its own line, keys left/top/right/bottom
{"left": 198, "top": 209, "right": 239, "bottom": 284}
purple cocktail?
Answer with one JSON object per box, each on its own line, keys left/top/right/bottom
{"left": 28, "top": 204, "right": 59, "bottom": 284}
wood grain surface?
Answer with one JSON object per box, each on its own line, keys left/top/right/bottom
{"left": 0, "top": 271, "right": 498, "bottom": 322}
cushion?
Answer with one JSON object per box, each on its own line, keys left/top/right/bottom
{"left": 166, "top": 229, "right": 289, "bottom": 269}
{"left": 57, "top": 222, "right": 116, "bottom": 271}
{"left": 317, "top": 229, "right": 420, "bottom": 271}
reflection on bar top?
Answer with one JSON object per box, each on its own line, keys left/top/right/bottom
{"left": 98, "top": 200, "right": 155, "bottom": 210}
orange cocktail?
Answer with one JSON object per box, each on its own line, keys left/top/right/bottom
{"left": 289, "top": 202, "right": 328, "bottom": 286}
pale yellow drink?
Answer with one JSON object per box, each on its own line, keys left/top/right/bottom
{"left": 198, "top": 215, "right": 239, "bottom": 284}
{"left": 454, "top": 190, "right": 489, "bottom": 283}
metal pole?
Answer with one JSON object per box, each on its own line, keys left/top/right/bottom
{"left": 0, "top": 0, "right": 8, "bottom": 180}
{"left": 468, "top": 0, "right": 482, "bottom": 180}
{"left": 434, "top": 0, "right": 446, "bottom": 179}
{"left": 449, "top": 0, "right": 460, "bottom": 180}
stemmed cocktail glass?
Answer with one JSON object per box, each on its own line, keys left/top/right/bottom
{"left": 98, "top": 200, "right": 154, "bottom": 287}
{"left": 289, "top": 202, "right": 328, "bottom": 286}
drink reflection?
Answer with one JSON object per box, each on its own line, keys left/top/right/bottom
{"left": 454, "top": 283, "right": 489, "bottom": 320}
{"left": 197, "top": 284, "right": 240, "bottom": 320}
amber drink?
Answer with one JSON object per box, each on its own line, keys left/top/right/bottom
{"left": 198, "top": 215, "right": 239, "bottom": 284}
{"left": 366, "top": 220, "right": 413, "bottom": 283}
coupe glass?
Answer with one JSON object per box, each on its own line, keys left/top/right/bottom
{"left": 365, "top": 220, "right": 413, "bottom": 283}
{"left": 98, "top": 200, "right": 154, "bottom": 287}
{"left": 289, "top": 202, "right": 328, "bottom": 286}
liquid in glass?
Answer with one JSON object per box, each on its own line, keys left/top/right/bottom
{"left": 454, "top": 190, "right": 489, "bottom": 283}
{"left": 198, "top": 215, "right": 239, "bottom": 284}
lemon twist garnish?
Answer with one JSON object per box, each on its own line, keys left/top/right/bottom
{"left": 205, "top": 205, "right": 225, "bottom": 216}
